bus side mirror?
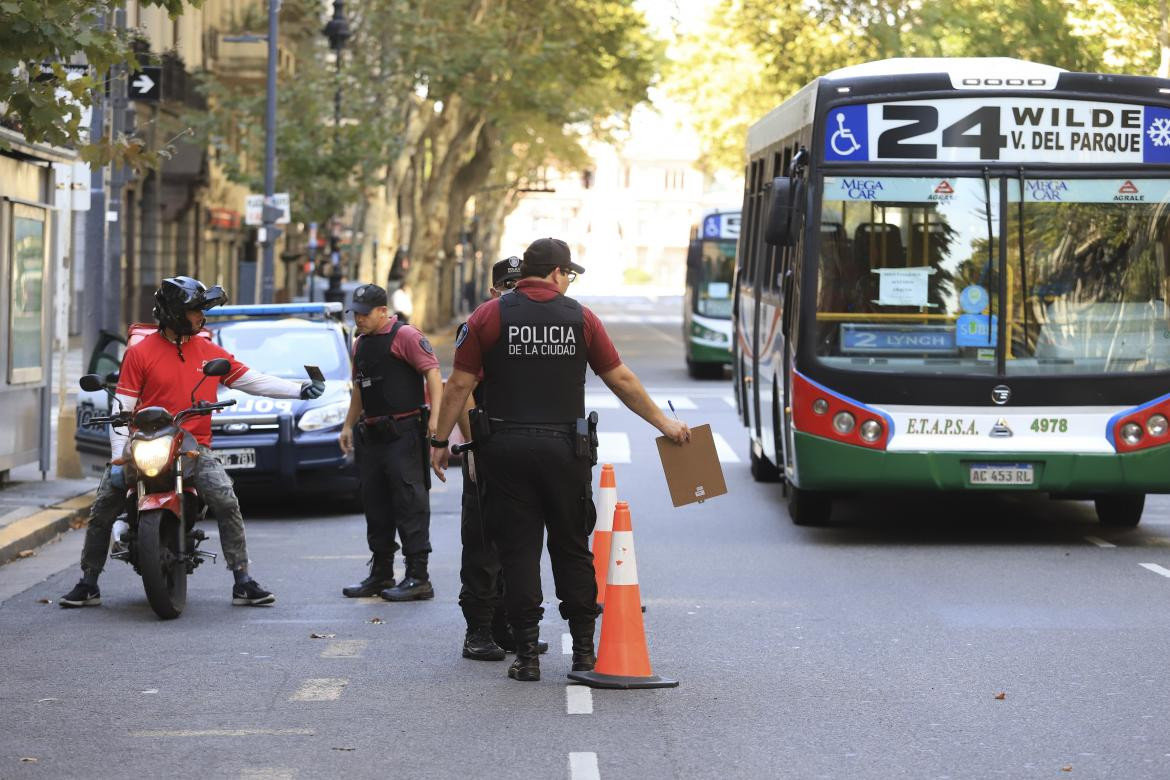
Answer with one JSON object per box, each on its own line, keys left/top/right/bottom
{"left": 764, "top": 177, "right": 805, "bottom": 248}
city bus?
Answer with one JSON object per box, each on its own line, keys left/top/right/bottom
{"left": 684, "top": 208, "right": 739, "bottom": 378}
{"left": 734, "top": 57, "right": 1170, "bottom": 527}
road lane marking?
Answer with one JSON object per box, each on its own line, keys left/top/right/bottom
{"left": 596, "top": 433, "right": 631, "bottom": 464}
{"left": 649, "top": 395, "right": 696, "bottom": 410}
{"left": 130, "top": 729, "right": 314, "bottom": 738}
{"left": 240, "top": 770, "right": 295, "bottom": 780}
{"left": 562, "top": 633, "right": 572, "bottom": 655}
{"left": 712, "top": 433, "right": 741, "bottom": 463}
{"left": 585, "top": 394, "right": 620, "bottom": 409}
{"left": 291, "top": 678, "right": 348, "bottom": 701}
{"left": 1140, "top": 563, "right": 1170, "bottom": 578}
{"left": 320, "top": 640, "right": 367, "bottom": 658}
{"left": 569, "top": 752, "right": 600, "bottom": 780}
{"left": 1084, "top": 536, "right": 1116, "bottom": 548}
{"left": 722, "top": 396, "right": 737, "bottom": 408}
{"left": 566, "top": 686, "right": 593, "bottom": 714}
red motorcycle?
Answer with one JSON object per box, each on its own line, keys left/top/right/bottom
{"left": 79, "top": 358, "right": 236, "bottom": 619}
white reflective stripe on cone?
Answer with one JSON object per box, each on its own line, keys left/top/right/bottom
{"left": 596, "top": 487, "right": 616, "bottom": 532}
{"left": 606, "top": 531, "right": 638, "bottom": 586}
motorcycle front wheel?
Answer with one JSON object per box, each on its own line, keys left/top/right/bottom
{"left": 138, "top": 509, "right": 188, "bottom": 619}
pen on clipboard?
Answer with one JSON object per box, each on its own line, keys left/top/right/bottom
{"left": 668, "top": 400, "right": 680, "bottom": 420}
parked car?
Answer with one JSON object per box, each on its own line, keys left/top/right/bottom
{"left": 75, "top": 302, "right": 359, "bottom": 500}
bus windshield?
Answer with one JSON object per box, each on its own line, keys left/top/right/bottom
{"left": 695, "top": 239, "right": 735, "bottom": 318}
{"left": 815, "top": 176, "right": 1001, "bottom": 374}
{"left": 1006, "top": 178, "right": 1170, "bottom": 375}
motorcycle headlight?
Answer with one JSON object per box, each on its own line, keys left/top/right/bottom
{"left": 132, "top": 436, "right": 175, "bottom": 477}
{"left": 298, "top": 400, "right": 349, "bottom": 432}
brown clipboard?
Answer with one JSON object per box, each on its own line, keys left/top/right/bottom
{"left": 655, "top": 424, "right": 728, "bottom": 507}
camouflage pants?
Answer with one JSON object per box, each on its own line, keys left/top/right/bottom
{"left": 80, "top": 445, "right": 250, "bottom": 574}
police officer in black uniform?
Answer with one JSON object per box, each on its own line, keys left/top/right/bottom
{"left": 340, "top": 283, "right": 444, "bottom": 601}
{"left": 430, "top": 238, "right": 689, "bottom": 682}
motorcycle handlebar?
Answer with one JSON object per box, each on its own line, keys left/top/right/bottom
{"left": 90, "top": 400, "right": 237, "bottom": 428}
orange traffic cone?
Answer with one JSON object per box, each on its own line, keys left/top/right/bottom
{"left": 593, "top": 464, "right": 617, "bottom": 607}
{"left": 568, "top": 501, "right": 678, "bottom": 690}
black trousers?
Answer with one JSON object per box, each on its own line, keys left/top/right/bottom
{"left": 479, "top": 429, "right": 599, "bottom": 629}
{"left": 354, "top": 417, "right": 431, "bottom": 561}
{"left": 458, "top": 454, "right": 503, "bottom": 628}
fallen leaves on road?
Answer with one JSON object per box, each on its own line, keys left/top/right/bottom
{"left": 366, "top": 617, "right": 385, "bottom": 624}
{"left": 19, "top": 757, "right": 38, "bottom": 763}
{"left": 309, "top": 632, "right": 336, "bottom": 639}
{"left": 36, "top": 598, "right": 51, "bottom": 605}
{"left": 1061, "top": 765, "right": 1073, "bottom": 772}
{"left": 17, "top": 550, "right": 35, "bottom": 558}
{"left": 36, "top": 698, "right": 58, "bottom": 703}
{"left": 332, "top": 747, "right": 356, "bottom": 752}
{"left": 994, "top": 692, "right": 1006, "bottom": 700}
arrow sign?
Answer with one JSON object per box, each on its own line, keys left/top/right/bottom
{"left": 128, "top": 66, "right": 161, "bottom": 102}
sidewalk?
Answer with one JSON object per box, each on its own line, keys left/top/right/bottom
{"left": 0, "top": 337, "right": 97, "bottom": 566}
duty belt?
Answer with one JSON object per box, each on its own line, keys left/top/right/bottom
{"left": 488, "top": 420, "right": 575, "bottom": 435}
{"left": 362, "top": 409, "right": 422, "bottom": 425}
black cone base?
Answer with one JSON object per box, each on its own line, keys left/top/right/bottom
{"left": 597, "top": 603, "right": 646, "bottom": 614}
{"left": 566, "top": 670, "right": 679, "bottom": 689}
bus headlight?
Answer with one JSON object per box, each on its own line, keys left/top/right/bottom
{"left": 832, "top": 411, "right": 855, "bottom": 435}
{"left": 298, "top": 401, "right": 349, "bottom": 432}
{"left": 1147, "top": 414, "right": 1168, "bottom": 437}
{"left": 1121, "top": 422, "right": 1144, "bottom": 446}
{"left": 132, "top": 436, "right": 174, "bottom": 477}
{"left": 812, "top": 399, "right": 829, "bottom": 415}
{"left": 859, "top": 419, "right": 883, "bottom": 442}
{"left": 690, "top": 322, "right": 728, "bottom": 343}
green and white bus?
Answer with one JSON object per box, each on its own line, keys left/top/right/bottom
{"left": 684, "top": 209, "right": 738, "bottom": 378}
{"left": 734, "top": 57, "right": 1170, "bottom": 527}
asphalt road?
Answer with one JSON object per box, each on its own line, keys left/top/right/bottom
{"left": 4, "top": 295, "right": 1170, "bottom": 779}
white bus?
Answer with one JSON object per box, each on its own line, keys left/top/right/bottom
{"left": 735, "top": 57, "right": 1170, "bottom": 526}
{"left": 684, "top": 209, "right": 739, "bottom": 378}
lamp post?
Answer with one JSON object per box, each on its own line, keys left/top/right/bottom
{"left": 322, "top": 0, "right": 350, "bottom": 303}
{"left": 259, "top": 0, "right": 281, "bottom": 303}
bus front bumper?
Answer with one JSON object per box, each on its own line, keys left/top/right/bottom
{"left": 792, "top": 431, "right": 1170, "bottom": 493}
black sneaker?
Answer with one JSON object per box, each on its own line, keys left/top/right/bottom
{"left": 60, "top": 581, "right": 101, "bottom": 608}
{"left": 232, "top": 580, "right": 276, "bottom": 606}
{"left": 379, "top": 577, "right": 434, "bottom": 601}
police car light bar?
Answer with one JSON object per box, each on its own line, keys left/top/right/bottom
{"left": 205, "top": 303, "right": 344, "bottom": 318}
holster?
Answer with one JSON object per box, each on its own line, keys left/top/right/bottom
{"left": 469, "top": 407, "right": 491, "bottom": 444}
{"left": 576, "top": 411, "right": 599, "bottom": 465}
{"left": 418, "top": 405, "right": 432, "bottom": 491}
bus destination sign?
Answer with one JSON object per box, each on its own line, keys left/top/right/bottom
{"left": 824, "top": 98, "right": 1170, "bottom": 164}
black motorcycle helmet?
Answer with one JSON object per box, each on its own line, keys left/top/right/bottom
{"left": 152, "top": 276, "right": 228, "bottom": 336}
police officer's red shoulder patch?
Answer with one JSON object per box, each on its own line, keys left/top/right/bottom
{"left": 455, "top": 323, "right": 468, "bottom": 348}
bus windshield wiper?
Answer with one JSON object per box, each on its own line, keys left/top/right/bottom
{"left": 1017, "top": 167, "right": 1029, "bottom": 356}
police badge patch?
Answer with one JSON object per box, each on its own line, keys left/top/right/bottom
{"left": 420, "top": 337, "right": 435, "bottom": 355}
{"left": 454, "top": 323, "right": 469, "bottom": 348}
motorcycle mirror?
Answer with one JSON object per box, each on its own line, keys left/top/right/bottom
{"left": 105, "top": 371, "right": 120, "bottom": 385}
{"left": 203, "top": 358, "right": 231, "bottom": 377}
{"left": 79, "top": 374, "right": 103, "bottom": 392}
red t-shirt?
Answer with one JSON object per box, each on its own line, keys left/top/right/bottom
{"left": 350, "top": 316, "right": 440, "bottom": 375}
{"left": 116, "top": 331, "right": 248, "bottom": 446}
{"left": 454, "top": 279, "right": 621, "bottom": 376}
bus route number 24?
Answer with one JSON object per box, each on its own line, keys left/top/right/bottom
{"left": 1030, "top": 417, "right": 1069, "bottom": 433}
{"left": 878, "top": 105, "right": 1006, "bottom": 160}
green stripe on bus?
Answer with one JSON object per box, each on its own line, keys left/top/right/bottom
{"left": 687, "top": 341, "right": 732, "bottom": 364}
{"left": 792, "top": 431, "right": 1170, "bottom": 492}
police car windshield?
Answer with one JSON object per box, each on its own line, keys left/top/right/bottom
{"left": 815, "top": 175, "right": 1000, "bottom": 375}
{"left": 214, "top": 321, "right": 348, "bottom": 379}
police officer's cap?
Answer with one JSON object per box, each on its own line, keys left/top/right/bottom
{"left": 492, "top": 256, "right": 523, "bottom": 287}
{"left": 348, "top": 283, "right": 388, "bottom": 314}
{"left": 521, "top": 237, "right": 585, "bottom": 277}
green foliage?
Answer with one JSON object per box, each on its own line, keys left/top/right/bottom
{"left": 0, "top": 0, "right": 191, "bottom": 165}
{"left": 667, "top": 0, "right": 1169, "bottom": 173}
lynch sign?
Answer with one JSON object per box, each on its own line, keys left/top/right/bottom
{"left": 824, "top": 99, "right": 1170, "bottom": 164}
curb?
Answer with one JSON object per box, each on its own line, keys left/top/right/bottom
{"left": 0, "top": 492, "right": 95, "bottom": 566}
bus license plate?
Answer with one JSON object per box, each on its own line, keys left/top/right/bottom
{"left": 969, "top": 463, "right": 1033, "bottom": 486}
{"left": 214, "top": 448, "right": 256, "bottom": 470}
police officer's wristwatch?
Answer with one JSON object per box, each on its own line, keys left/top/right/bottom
{"left": 429, "top": 435, "right": 449, "bottom": 449}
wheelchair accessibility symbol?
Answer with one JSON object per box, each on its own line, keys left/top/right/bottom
{"left": 830, "top": 113, "right": 861, "bottom": 156}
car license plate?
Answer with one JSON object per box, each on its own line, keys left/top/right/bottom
{"left": 969, "top": 463, "right": 1033, "bottom": 486}
{"left": 214, "top": 448, "right": 256, "bottom": 470}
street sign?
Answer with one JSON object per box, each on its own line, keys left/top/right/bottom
{"left": 245, "top": 193, "right": 291, "bottom": 226}
{"left": 128, "top": 66, "right": 162, "bottom": 102}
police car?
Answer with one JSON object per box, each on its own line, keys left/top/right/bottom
{"left": 75, "top": 303, "right": 358, "bottom": 500}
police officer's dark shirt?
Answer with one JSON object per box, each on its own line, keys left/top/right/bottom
{"left": 352, "top": 315, "right": 439, "bottom": 417}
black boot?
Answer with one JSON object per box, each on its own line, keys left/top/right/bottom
{"left": 507, "top": 625, "right": 541, "bottom": 682}
{"left": 491, "top": 608, "right": 549, "bottom": 654}
{"left": 380, "top": 556, "right": 434, "bottom": 602}
{"left": 569, "top": 617, "right": 596, "bottom": 672}
{"left": 462, "top": 626, "right": 506, "bottom": 661}
{"left": 342, "top": 556, "right": 395, "bottom": 598}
